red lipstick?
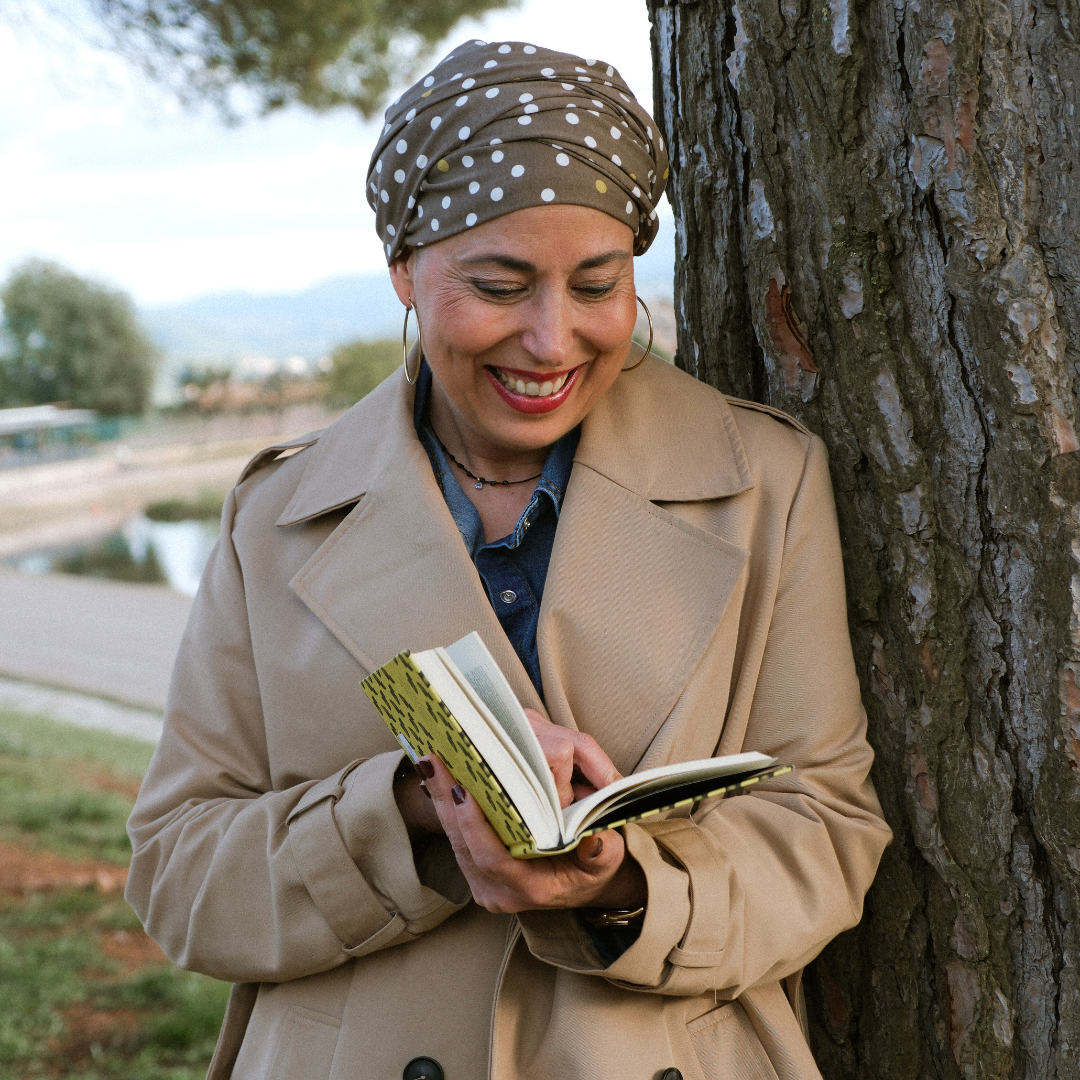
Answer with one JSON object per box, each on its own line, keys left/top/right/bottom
{"left": 485, "top": 365, "right": 582, "bottom": 414}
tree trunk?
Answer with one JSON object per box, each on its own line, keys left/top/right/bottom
{"left": 645, "top": 1, "right": 1080, "bottom": 1077}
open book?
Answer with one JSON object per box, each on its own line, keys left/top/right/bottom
{"left": 361, "top": 632, "right": 791, "bottom": 858}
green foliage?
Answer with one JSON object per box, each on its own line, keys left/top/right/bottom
{"left": 0, "top": 259, "right": 158, "bottom": 416}
{"left": 0, "top": 921, "right": 101, "bottom": 1063}
{"left": 327, "top": 337, "right": 399, "bottom": 406}
{"left": 144, "top": 490, "right": 224, "bottom": 522}
{"left": 56, "top": 533, "right": 168, "bottom": 585}
{"left": 0, "top": 758, "right": 135, "bottom": 865}
{"left": 89, "top": 0, "right": 518, "bottom": 119}
{"left": 0, "top": 892, "right": 229, "bottom": 1076}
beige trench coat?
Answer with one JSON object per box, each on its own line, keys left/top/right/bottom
{"left": 126, "top": 355, "right": 891, "bottom": 1080}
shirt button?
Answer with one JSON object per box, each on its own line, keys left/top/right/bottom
{"left": 500, "top": 590, "right": 517, "bottom": 604}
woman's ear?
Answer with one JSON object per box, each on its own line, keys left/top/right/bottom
{"left": 388, "top": 253, "right": 416, "bottom": 307}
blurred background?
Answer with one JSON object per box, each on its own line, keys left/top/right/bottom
{"left": 0, "top": 1, "right": 673, "bottom": 1075}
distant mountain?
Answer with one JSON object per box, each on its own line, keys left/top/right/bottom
{"left": 143, "top": 272, "right": 404, "bottom": 366}
{"left": 141, "top": 213, "right": 675, "bottom": 374}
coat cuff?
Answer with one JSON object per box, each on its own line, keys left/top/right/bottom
{"left": 286, "top": 751, "right": 467, "bottom": 957}
{"left": 515, "top": 821, "right": 691, "bottom": 987}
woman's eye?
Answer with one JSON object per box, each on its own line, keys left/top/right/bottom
{"left": 574, "top": 281, "right": 618, "bottom": 298}
{"left": 472, "top": 280, "right": 526, "bottom": 297}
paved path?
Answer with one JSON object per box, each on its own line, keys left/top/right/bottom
{"left": 0, "top": 569, "right": 192, "bottom": 712}
{"left": 0, "top": 676, "right": 162, "bottom": 744}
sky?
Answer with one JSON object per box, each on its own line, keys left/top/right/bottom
{"left": 0, "top": 1, "right": 663, "bottom": 306}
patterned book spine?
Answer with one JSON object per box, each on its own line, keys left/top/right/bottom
{"left": 362, "top": 652, "right": 537, "bottom": 855}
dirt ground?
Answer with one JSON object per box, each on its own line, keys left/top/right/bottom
{"left": 0, "top": 839, "right": 129, "bottom": 896}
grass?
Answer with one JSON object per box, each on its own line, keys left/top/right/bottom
{"left": 0, "top": 708, "right": 230, "bottom": 1079}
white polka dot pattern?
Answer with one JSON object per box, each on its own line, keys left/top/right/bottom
{"left": 367, "top": 38, "right": 668, "bottom": 262}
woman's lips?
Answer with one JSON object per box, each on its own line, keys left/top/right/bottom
{"left": 485, "top": 365, "right": 581, "bottom": 414}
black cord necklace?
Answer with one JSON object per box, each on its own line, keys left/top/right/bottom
{"left": 429, "top": 428, "right": 543, "bottom": 490}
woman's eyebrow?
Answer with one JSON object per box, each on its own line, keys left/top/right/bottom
{"left": 460, "top": 254, "right": 536, "bottom": 272}
{"left": 576, "top": 251, "right": 632, "bottom": 270}
{"left": 458, "top": 250, "right": 632, "bottom": 272}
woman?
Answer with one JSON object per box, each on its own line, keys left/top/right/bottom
{"left": 127, "top": 39, "right": 891, "bottom": 1080}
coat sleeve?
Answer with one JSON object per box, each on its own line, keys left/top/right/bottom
{"left": 125, "top": 488, "right": 469, "bottom": 984}
{"left": 517, "top": 434, "right": 892, "bottom": 997}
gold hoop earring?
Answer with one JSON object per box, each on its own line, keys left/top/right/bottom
{"left": 402, "top": 299, "right": 422, "bottom": 384}
{"left": 622, "top": 295, "right": 654, "bottom": 372}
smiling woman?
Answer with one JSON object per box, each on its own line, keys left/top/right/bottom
{"left": 125, "top": 38, "right": 890, "bottom": 1080}
{"left": 388, "top": 205, "right": 639, "bottom": 542}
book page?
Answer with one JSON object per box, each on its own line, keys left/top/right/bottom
{"left": 431, "top": 646, "right": 555, "bottom": 828}
{"left": 443, "top": 633, "right": 563, "bottom": 822}
{"left": 412, "top": 651, "right": 562, "bottom": 852}
{"left": 561, "top": 752, "right": 777, "bottom": 839}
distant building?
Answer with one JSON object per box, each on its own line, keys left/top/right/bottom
{"left": 0, "top": 405, "right": 101, "bottom": 466}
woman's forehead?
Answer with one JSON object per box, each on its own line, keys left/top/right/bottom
{"left": 418, "top": 205, "right": 635, "bottom": 269}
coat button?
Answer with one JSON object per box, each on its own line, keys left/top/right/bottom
{"left": 499, "top": 589, "right": 517, "bottom": 604}
{"left": 658, "top": 1070, "right": 684, "bottom": 1080}
{"left": 403, "top": 1058, "right": 444, "bottom": 1080}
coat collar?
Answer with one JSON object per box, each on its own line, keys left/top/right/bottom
{"left": 573, "top": 354, "right": 752, "bottom": 502}
{"left": 280, "top": 356, "right": 754, "bottom": 772}
{"left": 278, "top": 354, "right": 751, "bottom": 527}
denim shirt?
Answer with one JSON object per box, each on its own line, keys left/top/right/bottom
{"left": 414, "top": 366, "right": 635, "bottom": 964}
{"left": 413, "top": 362, "right": 579, "bottom": 702}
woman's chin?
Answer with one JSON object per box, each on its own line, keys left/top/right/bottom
{"left": 484, "top": 365, "right": 582, "bottom": 415}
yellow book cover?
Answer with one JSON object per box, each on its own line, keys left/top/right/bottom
{"left": 361, "top": 652, "right": 536, "bottom": 853}
{"left": 363, "top": 635, "right": 791, "bottom": 859}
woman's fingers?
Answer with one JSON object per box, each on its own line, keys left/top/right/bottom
{"left": 416, "top": 755, "right": 630, "bottom": 913}
{"left": 524, "top": 709, "right": 621, "bottom": 808}
{"left": 568, "top": 730, "right": 622, "bottom": 792}
{"left": 420, "top": 757, "right": 477, "bottom": 862}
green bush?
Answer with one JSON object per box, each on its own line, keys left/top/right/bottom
{"left": 56, "top": 534, "right": 167, "bottom": 585}
{"left": 143, "top": 491, "right": 224, "bottom": 523}
{"left": 326, "top": 338, "right": 399, "bottom": 406}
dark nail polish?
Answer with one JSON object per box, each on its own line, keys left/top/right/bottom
{"left": 415, "top": 759, "right": 435, "bottom": 780}
{"left": 420, "top": 783, "right": 431, "bottom": 799}
{"left": 451, "top": 785, "right": 467, "bottom": 805}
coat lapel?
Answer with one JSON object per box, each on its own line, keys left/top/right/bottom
{"left": 281, "top": 370, "right": 544, "bottom": 714}
{"left": 537, "top": 357, "right": 754, "bottom": 775}
{"left": 275, "top": 355, "right": 756, "bottom": 773}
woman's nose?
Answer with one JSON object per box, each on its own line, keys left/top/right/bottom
{"left": 518, "top": 292, "right": 578, "bottom": 367}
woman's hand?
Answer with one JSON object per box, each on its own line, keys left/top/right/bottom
{"left": 417, "top": 755, "right": 646, "bottom": 914}
{"left": 524, "top": 708, "right": 621, "bottom": 806}
{"left": 393, "top": 766, "right": 443, "bottom": 841}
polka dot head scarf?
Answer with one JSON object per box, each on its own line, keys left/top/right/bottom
{"left": 367, "top": 39, "right": 669, "bottom": 262}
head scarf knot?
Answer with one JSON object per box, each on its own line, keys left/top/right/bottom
{"left": 367, "top": 39, "right": 669, "bottom": 262}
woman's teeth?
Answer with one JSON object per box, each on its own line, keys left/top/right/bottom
{"left": 494, "top": 369, "right": 570, "bottom": 397}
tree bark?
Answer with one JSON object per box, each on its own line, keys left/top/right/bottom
{"left": 645, "top": 1, "right": 1080, "bottom": 1077}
